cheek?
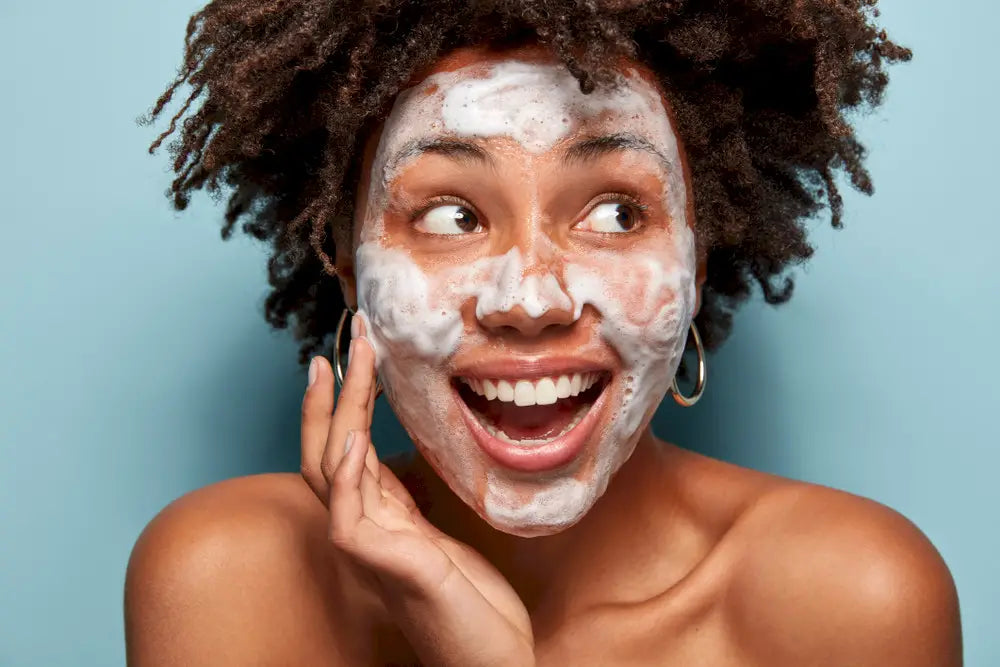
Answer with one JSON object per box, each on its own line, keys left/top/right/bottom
{"left": 607, "top": 258, "right": 682, "bottom": 327}
{"left": 620, "top": 260, "right": 690, "bottom": 362}
{"left": 577, "top": 248, "right": 695, "bottom": 444}
{"left": 355, "top": 243, "right": 468, "bottom": 363}
{"left": 567, "top": 246, "right": 695, "bottom": 366}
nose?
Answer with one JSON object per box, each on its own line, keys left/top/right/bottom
{"left": 476, "top": 265, "right": 578, "bottom": 337}
{"left": 474, "top": 202, "right": 580, "bottom": 337}
{"left": 478, "top": 300, "right": 576, "bottom": 337}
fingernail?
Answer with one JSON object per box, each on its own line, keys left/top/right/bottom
{"left": 351, "top": 313, "right": 362, "bottom": 340}
{"left": 307, "top": 357, "right": 318, "bottom": 387}
{"left": 344, "top": 430, "right": 356, "bottom": 454}
{"left": 347, "top": 339, "right": 355, "bottom": 367}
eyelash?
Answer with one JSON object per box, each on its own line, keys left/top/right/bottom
{"left": 407, "top": 192, "right": 651, "bottom": 229}
{"left": 408, "top": 195, "right": 477, "bottom": 225}
{"left": 586, "top": 193, "right": 650, "bottom": 226}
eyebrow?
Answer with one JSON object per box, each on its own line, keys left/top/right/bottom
{"left": 562, "top": 132, "right": 672, "bottom": 172}
{"left": 381, "top": 132, "right": 671, "bottom": 183}
{"left": 384, "top": 137, "right": 496, "bottom": 178}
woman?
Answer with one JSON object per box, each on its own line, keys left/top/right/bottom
{"left": 126, "top": 1, "right": 961, "bottom": 665}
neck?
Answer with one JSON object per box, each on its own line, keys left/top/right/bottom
{"left": 413, "top": 429, "right": 704, "bottom": 614}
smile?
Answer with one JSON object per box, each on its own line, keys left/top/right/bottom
{"left": 451, "top": 366, "right": 611, "bottom": 473}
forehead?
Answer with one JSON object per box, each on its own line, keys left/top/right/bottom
{"left": 403, "top": 42, "right": 666, "bottom": 101}
{"left": 358, "top": 45, "right": 678, "bottom": 187}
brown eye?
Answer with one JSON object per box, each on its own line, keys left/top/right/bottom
{"left": 414, "top": 204, "right": 483, "bottom": 235}
{"left": 575, "top": 202, "right": 640, "bottom": 233}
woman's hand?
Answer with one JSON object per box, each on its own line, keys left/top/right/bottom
{"left": 300, "top": 320, "right": 534, "bottom": 667}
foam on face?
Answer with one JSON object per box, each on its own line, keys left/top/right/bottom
{"left": 440, "top": 61, "right": 658, "bottom": 155}
{"left": 357, "top": 245, "right": 578, "bottom": 364}
{"left": 355, "top": 58, "right": 696, "bottom": 536}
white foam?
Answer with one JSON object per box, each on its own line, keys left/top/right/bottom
{"left": 484, "top": 475, "right": 591, "bottom": 534}
{"left": 441, "top": 61, "right": 653, "bottom": 154}
{"left": 358, "top": 245, "right": 578, "bottom": 362}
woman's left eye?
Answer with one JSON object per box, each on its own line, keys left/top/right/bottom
{"left": 413, "top": 204, "right": 483, "bottom": 235}
{"left": 574, "top": 201, "right": 642, "bottom": 233}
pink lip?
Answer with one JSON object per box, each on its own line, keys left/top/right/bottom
{"left": 452, "top": 379, "right": 610, "bottom": 473}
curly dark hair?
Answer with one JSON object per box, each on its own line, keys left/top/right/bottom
{"left": 143, "top": 0, "right": 910, "bottom": 365}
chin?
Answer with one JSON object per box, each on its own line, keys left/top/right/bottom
{"left": 480, "top": 474, "right": 598, "bottom": 537}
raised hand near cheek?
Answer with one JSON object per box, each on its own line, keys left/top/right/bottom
{"left": 299, "top": 328, "right": 382, "bottom": 505}
{"left": 299, "top": 324, "right": 535, "bottom": 667}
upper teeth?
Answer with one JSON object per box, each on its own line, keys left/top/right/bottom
{"left": 460, "top": 373, "right": 602, "bottom": 407}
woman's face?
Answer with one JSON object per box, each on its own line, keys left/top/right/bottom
{"left": 345, "top": 45, "right": 699, "bottom": 537}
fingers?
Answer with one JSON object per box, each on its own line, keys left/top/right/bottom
{"left": 354, "top": 312, "right": 380, "bottom": 424}
{"left": 324, "top": 334, "right": 377, "bottom": 477}
{"left": 301, "top": 355, "right": 335, "bottom": 504}
{"left": 365, "top": 441, "right": 382, "bottom": 483}
{"left": 359, "top": 454, "right": 384, "bottom": 520}
{"left": 356, "top": 316, "right": 381, "bottom": 482}
{"left": 329, "top": 430, "right": 403, "bottom": 546}
{"left": 328, "top": 429, "right": 368, "bottom": 546}
{"left": 331, "top": 430, "right": 424, "bottom": 562}
{"left": 327, "top": 431, "right": 458, "bottom": 595}
{"left": 306, "top": 312, "right": 383, "bottom": 515}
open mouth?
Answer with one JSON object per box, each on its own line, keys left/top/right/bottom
{"left": 451, "top": 370, "right": 611, "bottom": 472}
{"left": 454, "top": 372, "right": 610, "bottom": 443}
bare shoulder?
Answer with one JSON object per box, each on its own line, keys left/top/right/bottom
{"left": 124, "top": 473, "right": 359, "bottom": 666}
{"left": 721, "top": 480, "right": 962, "bottom": 666}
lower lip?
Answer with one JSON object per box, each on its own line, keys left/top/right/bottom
{"left": 453, "top": 383, "right": 609, "bottom": 473}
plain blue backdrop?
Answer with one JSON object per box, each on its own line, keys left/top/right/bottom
{"left": 1, "top": 0, "right": 997, "bottom": 664}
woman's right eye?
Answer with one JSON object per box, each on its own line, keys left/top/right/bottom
{"left": 413, "top": 204, "right": 484, "bottom": 235}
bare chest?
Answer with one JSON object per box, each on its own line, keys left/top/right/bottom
{"left": 358, "top": 599, "right": 748, "bottom": 666}
{"left": 535, "top": 602, "right": 749, "bottom": 667}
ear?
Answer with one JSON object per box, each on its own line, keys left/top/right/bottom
{"left": 694, "top": 254, "right": 707, "bottom": 317}
{"left": 336, "top": 122, "right": 383, "bottom": 313}
{"left": 333, "top": 227, "right": 358, "bottom": 312}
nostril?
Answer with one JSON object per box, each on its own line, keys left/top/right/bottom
{"left": 541, "top": 320, "right": 570, "bottom": 334}
{"left": 478, "top": 304, "right": 578, "bottom": 337}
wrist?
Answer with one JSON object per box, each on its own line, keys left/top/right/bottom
{"left": 381, "top": 575, "right": 535, "bottom": 667}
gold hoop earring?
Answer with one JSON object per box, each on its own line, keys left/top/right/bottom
{"left": 671, "top": 321, "right": 707, "bottom": 408}
{"left": 334, "top": 309, "right": 383, "bottom": 398}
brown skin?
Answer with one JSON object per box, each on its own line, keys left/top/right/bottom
{"left": 125, "top": 46, "right": 962, "bottom": 666}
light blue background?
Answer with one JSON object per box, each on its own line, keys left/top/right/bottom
{"left": 1, "top": 0, "right": 996, "bottom": 664}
